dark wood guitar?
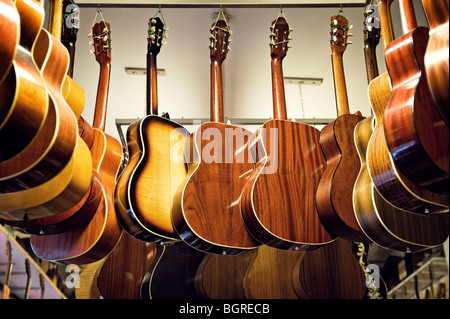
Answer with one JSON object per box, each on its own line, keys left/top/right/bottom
{"left": 0, "top": 0, "right": 48, "bottom": 163}
{"left": 29, "top": 21, "right": 122, "bottom": 265}
{"left": 171, "top": 16, "right": 260, "bottom": 255}
{"left": 0, "top": 0, "right": 19, "bottom": 84}
{"left": 353, "top": 0, "right": 449, "bottom": 252}
{"left": 366, "top": 0, "right": 448, "bottom": 215}
{"left": 239, "top": 15, "right": 333, "bottom": 250}
{"left": 316, "top": 12, "right": 368, "bottom": 242}
{"left": 422, "top": 0, "right": 449, "bottom": 125}
{"left": 383, "top": 0, "right": 448, "bottom": 197}
{"left": 114, "top": 16, "right": 189, "bottom": 243}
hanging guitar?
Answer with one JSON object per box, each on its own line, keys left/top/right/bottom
{"left": 171, "top": 13, "right": 260, "bottom": 255}
{"left": 353, "top": 0, "right": 449, "bottom": 253}
{"left": 239, "top": 14, "right": 334, "bottom": 250}
{"left": 382, "top": 0, "right": 448, "bottom": 198}
{"left": 114, "top": 14, "right": 190, "bottom": 243}
{"left": 315, "top": 11, "right": 368, "bottom": 242}
{"left": 0, "top": 0, "right": 19, "bottom": 84}
{"left": 421, "top": 0, "right": 449, "bottom": 126}
{"left": 30, "top": 20, "right": 122, "bottom": 265}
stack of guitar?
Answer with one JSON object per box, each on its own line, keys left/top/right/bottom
{"left": 0, "top": 0, "right": 448, "bottom": 300}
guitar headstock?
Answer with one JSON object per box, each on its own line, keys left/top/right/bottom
{"left": 148, "top": 16, "right": 167, "bottom": 55}
{"left": 330, "top": 14, "right": 352, "bottom": 54}
{"left": 270, "top": 16, "right": 292, "bottom": 59}
{"left": 210, "top": 18, "right": 231, "bottom": 62}
{"left": 91, "top": 21, "right": 111, "bottom": 64}
{"left": 363, "top": 3, "right": 381, "bottom": 46}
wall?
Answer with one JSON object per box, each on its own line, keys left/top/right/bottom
{"left": 56, "top": 1, "right": 428, "bottom": 141}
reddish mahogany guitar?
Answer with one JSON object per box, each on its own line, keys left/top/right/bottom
{"left": 239, "top": 16, "right": 334, "bottom": 250}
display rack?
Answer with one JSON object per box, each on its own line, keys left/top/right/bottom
{"left": 0, "top": 225, "right": 67, "bottom": 299}
{"left": 388, "top": 257, "right": 449, "bottom": 299}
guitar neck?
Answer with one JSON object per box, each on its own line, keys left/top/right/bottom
{"left": 399, "top": 0, "right": 418, "bottom": 34}
{"left": 271, "top": 57, "right": 287, "bottom": 120}
{"left": 48, "top": 0, "right": 63, "bottom": 41}
{"left": 210, "top": 59, "right": 224, "bottom": 123}
{"left": 146, "top": 51, "right": 158, "bottom": 116}
{"left": 363, "top": 38, "right": 380, "bottom": 84}
{"left": 92, "top": 61, "right": 111, "bottom": 131}
{"left": 379, "top": 0, "right": 395, "bottom": 51}
{"left": 331, "top": 50, "right": 350, "bottom": 116}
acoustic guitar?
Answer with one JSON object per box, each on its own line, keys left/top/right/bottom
{"left": 0, "top": 0, "right": 19, "bottom": 84}
{"left": 171, "top": 15, "right": 260, "bottom": 255}
{"left": 353, "top": 0, "right": 449, "bottom": 253}
{"left": 0, "top": 0, "right": 48, "bottom": 163}
{"left": 383, "top": 0, "right": 448, "bottom": 197}
{"left": 29, "top": 21, "right": 122, "bottom": 265}
{"left": 422, "top": 0, "right": 449, "bottom": 126}
{"left": 239, "top": 15, "right": 334, "bottom": 250}
{"left": 114, "top": 15, "right": 189, "bottom": 243}
{"left": 0, "top": 0, "right": 92, "bottom": 222}
{"left": 315, "top": 12, "right": 368, "bottom": 242}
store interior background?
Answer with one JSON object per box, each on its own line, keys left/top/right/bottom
{"left": 38, "top": 0, "right": 448, "bottom": 295}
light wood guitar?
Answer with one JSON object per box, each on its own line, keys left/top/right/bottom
{"left": 0, "top": 0, "right": 92, "bottom": 222}
{"left": 171, "top": 15, "right": 260, "bottom": 255}
{"left": 382, "top": 0, "right": 448, "bottom": 198}
{"left": 353, "top": 0, "right": 449, "bottom": 252}
{"left": 422, "top": 0, "right": 449, "bottom": 126}
{"left": 316, "top": 12, "right": 368, "bottom": 242}
{"left": 0, "top": 0, "right": 19, "bottom": 84}
{"left": 114, "top": 16, "right": 189, "bottom": 243}
{"left": 239, "top": 15, "right": 333, "bottom": 250}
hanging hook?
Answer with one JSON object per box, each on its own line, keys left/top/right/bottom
{"left": 158, "top": 4, "right": 161, "bottom": 12}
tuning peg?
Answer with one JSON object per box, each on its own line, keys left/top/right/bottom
{"left": 333, "top": 28, "right": 338, "bottom": 33}
{"left": 89, "top": 40, "right": 94, "bottom": 46}
{"left": 151, "top": 18, "right": 157, "bottom": 24}
{"left": 333, "top": 18, "right": 338, "bottom": 25}
{"left": 289, "top": 28, "right": 293, "bottom": 32}
{"left": 151, "top": 26, "right": 156, "bottom": 32}
{"left": 347, "top": 33, "right": 354, "bottom": 37}
{"left": 349, "top": 24, "right": 353, "bottom": 29}
{"left": 228, "top": 38, "right": 233, "bottom": 42}
{"left": 88, "top": 32, "right": 92, "bottom": 38}
{"left": 164, "top": 33, "right": 168, "bottom": 38}
{"left": 287, "top": 45, "right": 292, "bottom": 49}
{"left": 89, "top": 49, "right": 94, "bottom": 55}
{"left": 333, "top": 35, "right": 337, "bottom": 42}
{"left": 229, "top": 30, "right": 233, "bottom": 36}
{"left": 210, "top": 34, "right": 216, "bottom": 40}
{"left": 346, "top": 40, "right": 352, "bottom": 45}
{"left": 227, "top": 46, "right": 231, "bottom": 51}
{"left": 165, "top": 26, "right": 170, "bottom": 31}
{"left": 103, "top": 27, "right": 108, "bottom": 33}
{"left": 149, "top": 34, "right": 155, "bottom": 40}
{"left": 367, "top": 25, "right": 373, "bottom": 32}
{"left": 162, "top": 41, "right": 167, "bottom": 46}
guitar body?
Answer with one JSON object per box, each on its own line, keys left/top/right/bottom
{"left": 293, "top": 238, "right": 367, "bottom": 299}
{"left": 141, "top": 241, "right": 205, "bottom": 299}
{"left": 353, "top": 116, "right": 449, "bottom": 252}
{"left": 172, "top": 122, "right": 260, "bottom": 255}
{"left": 240, "top": 119, "right": 333, "bottom": 250}
{"left": 97, "top": 231, "right": 162, "bottom": 299}
{"left": 422, "top": 0, "right": 449, "bottom": 125}
{"left": 384, "top": 26, "right": 449, "bottom": 195}
{"left": 316, "top": 113, "right": 368, "bottom": 242}
{"left": 0, "top": 0, "right": 19, "bottom": 84}
{"left": 195, "top": 249, "right": 258, "bottom": 299}
{"left": 243, "top": 245, "right": 303, "bottom": 299}
{"left": 124, "top": 115, "right": 189, "bottom": 242}
{"left": 0, "top": 0, "right": 48, "bottom": 161}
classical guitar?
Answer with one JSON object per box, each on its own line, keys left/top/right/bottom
{"left": 353, "top": 0, "right": 449, "bottom": 252}
{"left": 30, "top": 21, "right": 122, "bottom": 265}
{"left": 383, "top": 0, "right": 448, "bottom": 197}
{"left": 239, "top": 15, "right": 333, "bottom": 250}
{"left": 0, "top": 0, "right": 19, "bottom": 84}
{"left": 171, "top": 15, "right": 260, "bottom": 255}
{"left": 114, "top": 15, "right": 189, "bottom": 243}
{"left": 366, "top": 0, "right": 448, "bottom": 216}
{"left": 316, "top": 12, "right": 368, "bottom": 242}
{"left": 0, "top": 0, "right": 48, "bottom": 163}
{"left": 0, "top": 0, "right": 93, "bottom": 222}
{"left": 422, "top": 0, "right": 449, "bottom": 126}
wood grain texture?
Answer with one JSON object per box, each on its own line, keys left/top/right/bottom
{"left": 0, "top": 0, "right": 20, "bottom": 84}
{"left": 97, "top": 231, "right": 161, "bottom": 299}
{"left": 353, "top": 116, "right": 449, "bottom": 252}
{"left": 293, "top": 238, "right": 367, "bottom": 299}
{"left": 142, "top": 241, "right": 205, "bottom": 299}
{"left": 422, "top": 0, "right": 449, "bottom": 125}
{"left": 0, "top": 0, "right": 48, "bottom": 161}
{"left": 195, "top": 249, "right": 258, "bottom": 299}
{"left": 243, "top": 245, "right": 304, "bottom": 299}
{"left": 74, "top": 257, "right": 106, "bottom": 299}
{"left": 172, "top": 122, "right": 260, "bottom": 255}
{"left": 383, "top": 23, "right": 449, "bottom": 194}
{"left": 240, "top": 119, "right": 334, "bottom": 250}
